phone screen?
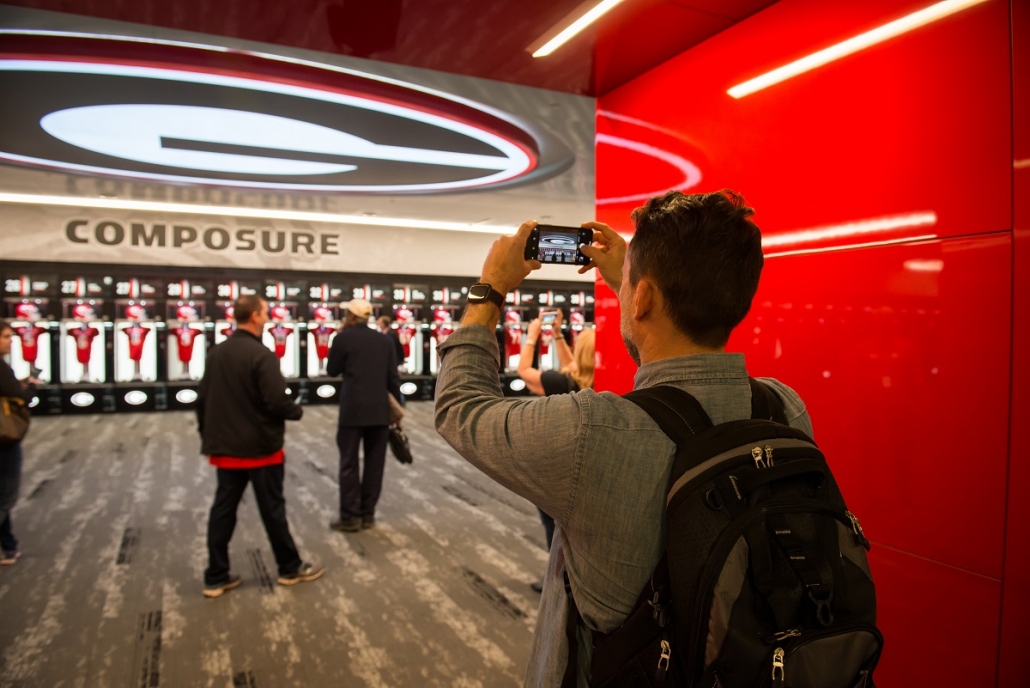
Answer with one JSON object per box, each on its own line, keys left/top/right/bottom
{"left": 534, "top": 226, "right": 589, "bottom": 265}
{"left": 540, "top": 312, "right": 557, "bottom": 324}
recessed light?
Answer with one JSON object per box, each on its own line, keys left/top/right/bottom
{"left": 528, "top": 0, "right": 626, "bottom": 58}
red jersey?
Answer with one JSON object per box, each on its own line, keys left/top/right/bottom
{"left": 311, "top": 324, "right": 334, "bottom": 359}
{"left": 121, "top": 324, "right": 151, "bottom": 362}
{"left": 220, "top": 324, "right": 236, "bottom": 340}
{"left": 171, "top": 326, "right": 201, "bottom": 363}
{"left": 398, "top": 324, "right": 416, "bottom": 358}
{"left": 269, "top": 325, "right": 293, "bottom": 359}
{"left": 505, "top": 325, "right": 523, "bottom": 358}
{"left": 539, "top": 326, "right": 554, "bottom": 356}
{"left": 15, "top": 325, "right": 47, "bottom": 364}
{"left": 431, "top": 323, "right": 455, "bottom": 346}
{"left": 70, "top": 325, "right": 100, "bottom": 364}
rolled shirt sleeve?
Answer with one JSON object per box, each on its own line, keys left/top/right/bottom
{"left": 435, "top": 324, "right": 584, "bottom": 522}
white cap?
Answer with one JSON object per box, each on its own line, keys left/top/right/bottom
{"left": 343, "top": 299, "right": 373, "bottom": 319}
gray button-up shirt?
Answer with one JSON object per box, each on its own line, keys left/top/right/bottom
{"left": 435, "top": 325, "right": 813, "bottom": 687}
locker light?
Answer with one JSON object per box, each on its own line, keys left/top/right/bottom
{"left": 124, "top": 391, "right": 148, "bottom": 405}
{"left": 400, "top": 382, "right": 419, "bottom": 396}
{"left": 509, "top": 379, "right": 527, "bottom": 392}
{"left": 728, "top": 0, "right": 989, "bottom": 99}
{"left": 316, "top": 385, "right": 337, "bottom": 398}
{"left": 70, "top": 392, "right": 95, "bottom": 407}
{"left": 175, "top": 389, "right": 198, "bottom": 404}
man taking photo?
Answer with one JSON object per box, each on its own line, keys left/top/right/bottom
{"left": 198, "top": 294, "right": 324, "bottom": 598}
{"left": 435, "top": 191, "right": 813, "bottom": 685}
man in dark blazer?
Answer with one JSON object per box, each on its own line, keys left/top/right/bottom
{"left": 197, "top": 294, "right": 324, "bottom": 597}
{"left": 327, "top": 299, "right": 403, "bottom": 532}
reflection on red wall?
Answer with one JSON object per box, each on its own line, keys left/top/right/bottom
{"left": 595, "top": 0, "right": 1018, "bottom": 684}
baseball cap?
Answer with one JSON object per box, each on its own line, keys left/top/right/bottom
{"left": 343, "top": 299, "right": 373, "bottom": 319}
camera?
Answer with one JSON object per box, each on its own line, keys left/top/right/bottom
{"left": 525, "top": 225, "right": 592, "bottom": 265}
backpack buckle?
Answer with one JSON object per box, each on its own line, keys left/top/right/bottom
{"left": 648, "top": 591, "right": 670, "bottom": 628}
{"left": 808, "top": 589, "right": 835, "bottom": 627}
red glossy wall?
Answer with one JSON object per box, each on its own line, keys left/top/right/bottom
{"left": 595, "top": 0, "right": 1021, "bottom": 684}
{"left": 998, "top": 0, "right": 1029, "bottom": 684}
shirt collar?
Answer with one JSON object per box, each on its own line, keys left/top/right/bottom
{"left": 633, "top": 352, "right": 749, "bottom": 389}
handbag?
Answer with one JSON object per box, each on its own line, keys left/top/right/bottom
{"left": 388, "top": 423, "right": 413, "bottom": 465}
{"left": 0, "top": 397, "right": 31, "bottom": 446}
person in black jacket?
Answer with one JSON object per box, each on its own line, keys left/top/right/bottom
{"left": 377, "top": 315, "right": 406, "bottom": 370}
{"left": 327, "top": 299, "right": 403, "bottom": 532}
{"left": 197, "top": 295, "right": 324, "bottom": 597}
{"left": 0, "top": 320, "right": 37, "bottom": 566}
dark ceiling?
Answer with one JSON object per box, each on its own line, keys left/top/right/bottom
{"left": 1, "top": 0, "right": 777, "bottom": 95}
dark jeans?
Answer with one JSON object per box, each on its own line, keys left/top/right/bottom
{"left": 538, "top": 508, "right": 555, "bottom": 551}
{"left": 205, "top": 464, "right": 302, "bottom": 585}
{"left": 0, "top": 442, "right": 21, "bottom": 553}
{"left": 336, "top": 425, "right": 389, "bottom": 519}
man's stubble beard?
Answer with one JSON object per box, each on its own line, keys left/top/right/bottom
{"left": 620, "top": 309, "right": 641, "bottom": 366}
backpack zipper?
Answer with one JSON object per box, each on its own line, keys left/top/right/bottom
{"left": 771, "top": 647, "right": 785, "bottom": 686}
{"left": 765, "top": 622, "right": 883, "bottom": 686}
{"left": 846, "top": 510, "right": 870, "bottom": 549}
{"left": 686, "top": 499, "right": 858, "bottom": 683}
{"left": 656, "top": 639, "right": 671, "bottom": 681}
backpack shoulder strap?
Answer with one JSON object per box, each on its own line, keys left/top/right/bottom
{"left": 622, "top": 385, "right": 713, "bottom": 446}
{"left": 749, "top": 377, "right": 789, "bottom": 424}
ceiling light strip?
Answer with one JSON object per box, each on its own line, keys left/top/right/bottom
{"left": 530, "top": 0, "right": 626, "bottom": 58}
{"left": 0, "top": 192, "right": 517, "bottom": 235}
{"left": 727, "top": 0, "right": 989, "bottom": 99}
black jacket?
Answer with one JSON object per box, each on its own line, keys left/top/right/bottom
{"left": 327, "top": 325, "right": 402, "bottom": 427}
{"left": 385, "top": 329, "right": 406, "bottom": 365}
{"left": 0, "top": 360, "right": 33, "bottom": 403}
{"left": 197, "top": 329, "right": 302, "bottom": 458}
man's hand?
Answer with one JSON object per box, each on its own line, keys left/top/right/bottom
{"left": 480, "top": 221, "right": 542, "bottom": 295}
{"left": 578, "top": 222, "right": 627, "bottom": 294}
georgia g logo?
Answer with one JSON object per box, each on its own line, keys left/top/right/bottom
{"left": 0, "top": 32, "right": 574, "bottom": 194}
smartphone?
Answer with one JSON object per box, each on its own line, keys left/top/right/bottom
{"left": 540, "top": 311, "right": 558, "bottom": 325}
{"left": 29, "top": 366, "right": 42, "bottom": 379}
{"left": 525, "top": 225, "right": 592, "bottom": 265}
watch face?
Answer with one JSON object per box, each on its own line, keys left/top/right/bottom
{"left": 468, "top": 285, "right": 490, "bottom": 300}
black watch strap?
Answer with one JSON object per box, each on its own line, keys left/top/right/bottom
{"left": 467, "top": 283, "right": 505, "bottom": 309}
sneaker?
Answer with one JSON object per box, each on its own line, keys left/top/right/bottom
{"left": 329, "top": 517, "right": 362, "bottom": 533}
{"left": 0, "top": 550, "right": 21, "bottom": 566}
{"left": 278, "top": 562, "right": 325, "bottom": 586}
{"left": 203, "top": 574, "right": 242, "bottom": 598}
{"left": 361, "top": 515, "right": 375, "bottom": 530}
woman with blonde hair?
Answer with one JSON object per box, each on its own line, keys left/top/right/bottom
{"left": 516, "top": 310, "right": 594, "bottom": 591}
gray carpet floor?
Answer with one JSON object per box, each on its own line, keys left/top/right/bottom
{"left": 0, "top": 402, "right": 548, "bottom": 687}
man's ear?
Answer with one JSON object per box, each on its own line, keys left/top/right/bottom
{"left": 632, "top": 277, "right": 656, "bottom": 321}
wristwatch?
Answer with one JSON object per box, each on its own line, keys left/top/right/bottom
{"left": 466, "top": 282, "right": 505, "bottom": 310}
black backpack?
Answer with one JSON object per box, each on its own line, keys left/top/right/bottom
{"left": 562, "top": 379, "right": 882, "bottom": 688}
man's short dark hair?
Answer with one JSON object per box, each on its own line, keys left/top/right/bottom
{"left": 630, "top": 189, "right": 763, "bottom": 348}
{"left": 234, "top": 295, "right": 266, "bottom": 325}
{"left": 0, "top": 319, "right": 10, "bottom": 335}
